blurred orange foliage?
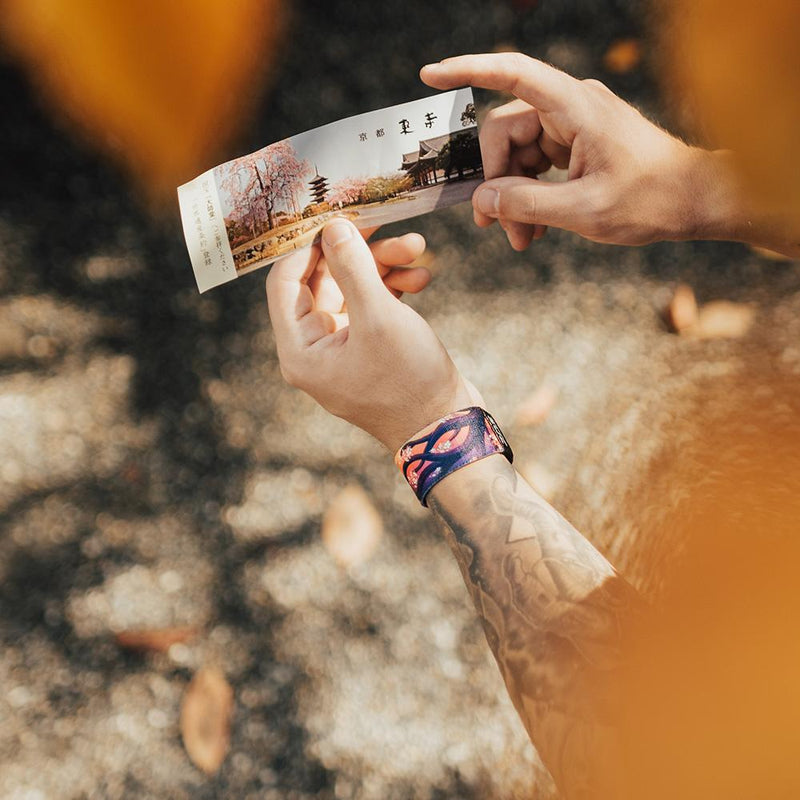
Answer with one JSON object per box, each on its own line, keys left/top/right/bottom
{"left": 668, "top": 0, "right": 800, "bottom": 218}
{"left": 620, "top": 372, "right": 800, "bottom": 797}
{"left": 0, "top": 0, "right": 284, "bottom": 199}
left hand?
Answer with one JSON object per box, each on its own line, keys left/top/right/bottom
{"left": 266, "top": 219, "right": 481, "bottom": 453}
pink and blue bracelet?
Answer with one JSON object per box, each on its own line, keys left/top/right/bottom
{"left": 394, "top": 407, "right": 513, "bottom": 506}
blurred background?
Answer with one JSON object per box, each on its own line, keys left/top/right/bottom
{"left": 1, "top": 1, "right": 799, "bottom": 798}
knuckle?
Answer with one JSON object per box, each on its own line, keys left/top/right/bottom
{"left": 582, "top": 77, "right": 610, "bottom": 94}
{"left": 581, "top": 185, "right": 614, "bottom": 235}
{"left": 509, "top": 51, "right": 531, "bottom": 74}
{"left": 484, "top": 105, "right": 503, "bottom": 125}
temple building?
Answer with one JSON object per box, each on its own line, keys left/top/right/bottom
{"left": 308, "top": 167, "right": 329, "bottom": 204}
{"left": 400, "top": 128, "right": 482, "bottom": 188}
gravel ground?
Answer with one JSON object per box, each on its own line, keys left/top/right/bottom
{"left": 2, "top": 1, "right": 800, "bottom": 798}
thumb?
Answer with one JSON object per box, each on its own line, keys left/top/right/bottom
{"left": 321, "top": 219, "right": 390, "bottom": 315}
{"left": 474, "top": 176, "right": 587, "bottom": 231}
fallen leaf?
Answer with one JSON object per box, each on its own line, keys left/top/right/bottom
{"left": 514, "top": 384, "right": 559, "bottom": 427}
{"left": 692, "top": 300, "right": 755, "bottom": 339}
{"left": 667, "top": 284, "right": 699, "bottom": 333}
{"left": 115, "top": 627, "right": 198, "bottom": 653}
{"left": 322, "top": 485, "right": 382, "bottom": 568}
{"left": 750, "top": 245, "right": 794, "bottom": 262}
{"left": 603, "top": 39, "right": 642, "bottom": 74}
{"left": 180, "top": 667, "right": 233, "bottom": 776}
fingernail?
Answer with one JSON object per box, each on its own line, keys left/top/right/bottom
{"left": 422, "top": 62, "right": 441, "bottom": 72}
{"left": 323, "top": 220, "right": 353, "bottom": 247}
{"left": 476, "top": 188, "right": 499, "bottom": 216}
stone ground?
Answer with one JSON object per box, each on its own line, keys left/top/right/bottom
{"left": 2, "top": 1, "right": 800, "bottom": 798}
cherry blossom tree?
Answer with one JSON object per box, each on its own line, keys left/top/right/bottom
{"left": 328, "top": 177, "right": 368, "bottom": 207}
{"left": 218, "top": 140, "right": 311, "bottom": 238}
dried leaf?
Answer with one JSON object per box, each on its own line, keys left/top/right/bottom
{"left": 750, "top": 245, "right": 794, "bottom": 262}
{"left": 322, "top": 485, "right": 382, "bottom": 568}
{"left": 514, "top": 384, "right": 559, "bottom": 427}
{"left": 115, "top": 626, "right": 198, "bottom": 653}
{"left": 693, "top": 300, "right": 755, "bottom": 340}
{"left": 603, "top": 39, "right": 642, "bottom": 74}
{"left": 667, "top": 284, "right": 699, "bottom": 333}
{"left": 180, "top": 667, "right": 233, "bottom": 776}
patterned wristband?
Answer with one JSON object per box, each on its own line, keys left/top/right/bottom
{"left": 394, "top": 407, "right": 513, "bottom": 507}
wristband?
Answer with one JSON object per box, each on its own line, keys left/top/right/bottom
{"left": 394, "top": 407, "right": 513, "bottom": 506}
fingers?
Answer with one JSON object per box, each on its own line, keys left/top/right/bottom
{"left": 297, "top": 310, "right": 349, "bottom": 346}
{"left": 321, "top": 219, "right": 391, "bottom": 319}
{"left": 473, "top": 175, "right": 586, "bottom": 230}
{"left": 369, "top": 232, "right": 426, "bottom": 267}
{"left": 383, "top": 266, "right": 432, "bottom": 295}
{"left": 499, "top": 138, "right": 552, "bottom": 248}
{"left": 501, "top": 219, "right": 536, "bottom": 251}
{"left": 480, "top": 99, "right": 545, "bottom": 180}
{"left": 538, "top": 129, "right": 571, "bottom": 169}
{"left": 477, "top": 99, "right": 546, "bottom": 231}
{"left": 421, "top": 53, "right": 578, "bottom": 117}
{"left": 265, "top": 245, "right": 322, "bottom": 349}
{"left": 308, "top": 261, "right": 344, "bottom": 314}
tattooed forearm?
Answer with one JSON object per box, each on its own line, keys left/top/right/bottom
{"left": 428, "top": 455, "right": 643, "bottom": 799}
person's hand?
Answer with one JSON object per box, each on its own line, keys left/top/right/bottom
{"left": 421, "top": 53, "right": 721, "bottom": 250}
{"left": 266, "top": 219, "right": 481, "bottom": 452}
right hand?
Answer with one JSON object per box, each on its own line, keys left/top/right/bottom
{"left": 421, "top": 53, "right": 716, "bottom": 251}
{"left": 266, "top": 219, "right": 482, "bottom": 454}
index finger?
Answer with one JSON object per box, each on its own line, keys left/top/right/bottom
{"left": 420, "top": 53, "right": 577, "bottom": 115}
{"left": 265, "top": 244, "right": 321, "bottom": 349}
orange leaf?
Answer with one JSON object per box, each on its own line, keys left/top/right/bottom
{"left": 750, "top": 245, "right": 794, "bottom": 262}
{"left": 322, "top": 485, "right": 382, "bottom": 568}
{"left": 693, "top": 300, "right": 755, "bottom": 340}
{"left": 667, "top": 284, "right": 699, "bottom": 333}
{"left": 115, "top": 626, "right": 198, "bottom": 653}
{"left": 180, "top": 667, "right": 234, "bottom": 776}
{"left": 0, "top": 0, "right": 285, "bottom": 199}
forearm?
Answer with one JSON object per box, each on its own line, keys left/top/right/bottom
{"left": 682, "top": 148, "right": 800, "bottom": 257}
{"left": 427, "top": 454, "right": 642, "bottom": 798}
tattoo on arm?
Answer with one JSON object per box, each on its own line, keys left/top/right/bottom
{"left": 428, "top": 457, "right": 643, "bottom": 799}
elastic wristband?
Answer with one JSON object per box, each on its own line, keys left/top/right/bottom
{"left": 394, "top": 407, "right": 513, "bottom": 506}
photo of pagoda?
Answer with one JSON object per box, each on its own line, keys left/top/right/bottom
{"left": 308, "top": 167, "right": 329, "bottom": 204}
{"left": 215, "top": 89, "right": 483, "bottom": 276}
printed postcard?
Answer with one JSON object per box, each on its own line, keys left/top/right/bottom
{"left": 178, "top": 89, "right": 482, "bottom": 292}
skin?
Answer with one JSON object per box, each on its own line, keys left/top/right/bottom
{"left": 267, "top": 52, "right": 799, "bottom": 796}
{"left": 428, "top": 457, "right": 644, "bottom": 799}
{"left": 421, "top": 53, "right": 800, "bottom": 258}
{"left": 266, "top": 219, "right": 641, "bottom": 798}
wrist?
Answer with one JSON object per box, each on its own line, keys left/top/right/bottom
{"left": 394, "top": 406, "right": 512, "bottom": 506}
{"left": 374, "top": 377, "right": 480, "bottom": 454}
{"left": 678, "top": 147, "right": 745, "bottom": 242}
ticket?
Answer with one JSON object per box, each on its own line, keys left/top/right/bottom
{"left": 178, "top": 88, "right": 482, "bottom": 292}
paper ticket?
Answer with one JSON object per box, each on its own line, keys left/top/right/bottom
{"left": 178, "top": 88, "right": 482, "bottom": 292}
